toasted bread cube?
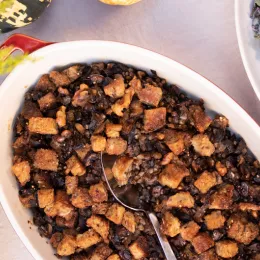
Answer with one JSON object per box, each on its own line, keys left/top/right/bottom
{"left": 12, "top": 161, "right": 30, "bottom": 186}
{"left": 38, "top": 92, "right": 56, "bottom": 111}
{"left": 192, "top": 134, "right": 215, "bottom": 157}
{"left": 166, "top": 192, "right": 195, "bottom": 208}
{"left": 56, "top": 211, "right": 78, "bottom": 229}
{"left": 159, "top": 163, "right": 189, "bottom": 189}
{"left": 21, "top": 101, "right": 42, "bottom": 120}
{"left": 56, "top": 106, "right": 66, "bottom": 128}
{"left": 111, "top": 87, "right": 135, "bottom": 117}
{"left": 215, "top": 240, "right": 238, "bottom": 258}
{"left": 105, "top": 203, "right": 126, "bottom": 225}
{"left": 161, "top": 212, "right": 181, "bottom": 237}
{"left": 192, "top": 233, "right": 214, "bottom": 254}
{"left": 37, "top": 189, "right": 54, "bottom": 208}
{"left": 89, "top": 243, "right": 113, "bottom": 260}
{"left": 92, "top": 203, "right": 109, "bottom": 215}
{"left": 129, "top": 77, "right": 142, "bottom": 93}
{"left": 180, "top": 221, "right": 200, "bottom": 242}
{"left": 91, "top": 135, "right": 107, "bottom": 152}
{"left": 44, "top": 203, "right": 58, "bottom": 218}
{"left": 144, "top": 107, "right": 166, "bottom": 132}
{"left": 63, "top": 65, "right": 83, "bottom": 82}
{"left": 209, "top": 184, "right": 234, "bottom": 210}
{"left": 19, "top": 193, "right": 37, "bottom": 208}
{"left": 122, "top": 211, "right": 136, "bottom": 233}
{"left": 28, "top": 117, "right": 58, "bottom": 135}
{"left": 106, "top": 123, "right": 122, "bottom": 138}
{"left": 107, "top": 254, "right": 120, "bottom": 260}
{"left": 137, "top": 84, "right": 162, "bottom": 107}
{"left": 65, "top": 176, "right": 78, "bottom": 195}
{"left": 34, "top": 149, "right": 59, "bottom": 171}
{"left": 204, "top": 211, "right": 226, "bottom": 230}
{"left": 75, "top": 144, "right": 91, "bottom": 160}
{"left": 106, "top": 137, "right": 127, "bottom": 155}
{"left": 112, "top": 156, "right": 133, "bottom": 186}
{"left": 76, "top": 229, "right": 102, "bottom": 249}
{"left": 87, "top": 215, "right": 110, "bottom": 243}
{"left": 57, "top": 235, "right": 76, "bottom": 256}
{"left": 104, "top": 75, "right": 125, "bottom": 98}
{"left": 189, "top": 105, "right": 212, "bottom": 133}
{"left": 227, "top": 214, "right": 259, "bottom": 244}
{"left": 13, "top": 135, "right": 28, "bottom": 150}
{"left": 194, "top": 171, "right": 217, "bottom": 194}
{"left": 238, "top": 202, "right": 260, "bottom": 211}
{"left": 35, "top": 74, "right": 56, "bottom": 92}
{"left": 215, "top": 161, "right": 227, "bottom": 176}
{"left": 65, "top": 155, "right": 86, "bottom": 176}
{"left": 89, "top": 182, "right": 108, "bottom": 203}
{"left": 129, "top": 236, "right": 149, "bottom": 260}
{"left": 50, "top": 232, "right": 63, "bottom": 249}
{"left": 71, "top": 188, "right": 93, "bottom": 209}
{"left": 49, "top": 71, "right": 71, "bottom": 87}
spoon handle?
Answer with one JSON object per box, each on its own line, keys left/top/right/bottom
{"left": 147, "top": 212, "right": 177, "bottom": 260}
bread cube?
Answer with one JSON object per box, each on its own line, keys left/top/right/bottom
{"left": 159, "top": 163, "right": 189, "bottom": 189}
{"left": 180, "top": 221, "right": 200, "bottom": 241}
{"left": 106, "top": 137, "right": 127, "bottom": 155}
{"left": 92, "top": 203, "right": 109, "bottom": 215}
{"left": 57, "top": 235, "right": 76, "bottom": 256}
{"left": 65, "top": 176, "right": 78, "bottom": 195}
{"left": 191, "top": 232, "right": 214, "bottom": 254}
{"left": 204, "top": 211, "right": 226, "bottom": 230}
{"left": 71, "top": 188, "right": 93, "bottom": 209}
{"left": 34, "top": 149, "right": 59, "bottom": 171}
{"left": 106, "top": 123, "right": 122, "bottom": 138}
{"left": 65, "top": 155, "right": 86, "bottom": 176}
{"left": 49, "top": 71, "right": 71, "bottom": 87}
{"left": 86, "top": 215, "right": 110, "bottom": 243}
{"left": 104, "top": 75, "right": 125, "bottom": 98}
{"left": 28, "top": 117, "right": 58, "bottom": 135}
{"left": 161, "top": 212, "right": 181, "bottom": 237}
{"left": 129, "top": 77, "right": 142, "bottom": 93}
{"left": 37, "top": 189, "right": 54, "bottom": 208}
{"left": 63, "top": 65, "right": 83, "bottom": 82}
{"left": 137, "top": 84, "right": 162, "bottom": 107}
{"left": 192, "top": 134, "right": 215, "bottom": 157}
{"left": 91, "top": 135, "right": 107, "bottom": 152}
{"left": 89, "top": 243, "right": 113, "bottom": 260}
{"left": 122, "top": 211, "right": 136, "bottom": 233}
{"left": 89, "top": 182, "right": 108, "bottom": 203}
{"left": 105, "top": 203, "right": 126, "bottom": 225}
{"left": 194, "top": 171, "right": 217, "bottom": 194}
{"left": 238, "top": 202, "right": 260, "bottom": 211}
{"left": 50, "top": 232, "right": 63, "bottom": 249}
{"left": 75, "top": 144, "right": 91, "bottom": 160}
{"left": 129, "top": 236, "right": 149, "bottom": 259}
{"left": 12, "top": 161, "right": 30, "bottom": 186}
{"left": 76, "top": 229, "right": 102, "bottom": 249}
{"left": 35, "top": 74, "right": 56, "bottom": 92}
{"left": 215, "top": 240, "right": 238, "bottom": 258}
{"left": 107, "top": 254, "right": 120, "bottom": 260}
{"left": 143, "top": 107, "right": 166, "bottom": 132}
{"left": 166, "top": 192, "right": 195, "bottom": 208}
{"left": 38, "top": 92, "right": 56, "bottom": 111}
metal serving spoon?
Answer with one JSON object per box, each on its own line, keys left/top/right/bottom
{"left": 100, "top": 153, "right": 177, "bottom": 260}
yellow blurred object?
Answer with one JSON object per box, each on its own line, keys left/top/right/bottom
{"left": 99, "top": 0, "right": 141, "bottom": 5}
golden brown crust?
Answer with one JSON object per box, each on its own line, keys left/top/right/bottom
{"left": 192, "top": 134, "right": 215, "bottom": 157}
{"left": 105, "top": 203, "right": 126, "bottom": 225}
{"left": 106, "top": 137, "right": 127, "bottom": 155}
{"left": 137, "top": 84, "right": 162, "bottom": 107}
{"left": 89, "top": 182, "right": 108, "bottom": 203}
{"left": 34, "top": 149, "right": 59, "bottom": 171}
{"left": 37, "top": 189, "right": 54, "bottom": 208}
{"left": 129, "top": 236, "right": 149, "bottom": 259}
{"left": 104, "top": 75, "right": 125, "bottom": 98}
{"left": 65, "top": 176, "right": 78, "bottom": 195}
{"left": 194, "top": 171, "right": 218, "bottom": 194}
{"left": 71, "top": 188, "right": 93, "bottom": 209}
{"left": 38, "top": 92, "right": 56, "bottom": 111}
{"left": 91, "top": 135, "right": 107, "bottom": 152}
{"left": 191, "top": 232, "right": 214, "bottom": 254}
{"left": 180, "top": 221, "right": 200, "bottom": 241}
{"left": 105, "top": 123, "right": 122, "bottom": 138}
{"left": 161, "top": 211, "right": 181, "bottom": 237}
{"left": 12, "top": 161, "right": 30, "bottom": 186}
{"left": 28, "top": 117, "right": 58, "bottom": 135}
{"left": 204, "top": 211, "right": 226, "bottom": 230}
{"left": 143, "top": 107, "right": 166, "bottom": 132}
{"left": 76, "top": 229, "right": 102, "bottom": 249}
{"left": 215, "top": 240, "right": 238, "bottom": 258}
{"left": 57, "top": 235, "right": 76, "bottom": 256}
{"left": 65, "top": 155, "right": 86, "bottom": 176}
{"left": 166, "top": 192, "right": 195, "bottom": 208}
{"left": 49, "top": 71, "right": 71, "bottom": 87}
{"left": 122, "top": 211, "right": 136, "bottom": 233}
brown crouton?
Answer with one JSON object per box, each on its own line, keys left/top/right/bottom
{"left": 105, "top": 123, "right": 122, "bottom": 138}
{"left": 92, "top": 203, "right": 109, "bottom": 215}
{"left": 19, "top": 193, "right": 37, "bottom": 208}
{"left": 56, "top": 211, "right": 78, "bottom": 229}
{"left": 107, "top": 254, "right": 120, "bottom": 260}
{"left": 56, "top": 106, "right": 66, "bottom": 128}
{"left": 105, "top": 203, "right": 126, "bottom": 225}
{"left": 129, "top": 77, "right": 142, "bottom": 93}
{"left": 215, "top": 161, "right": 227, "bottom": 176}
{"left": 37, "top": 189, "right": 54, "bottom": 208}
{"left": 57, "top": 235, "right": 76, "bottom": 256}
{"left": 28, "top": 117, "right": 58, "bottom": 135}
{"left": 159, "top": 163, "right": 190, "bottom": 189}
{"left": 129, "top": 236, "right": 149, "bottom": 260}
{"left": 65, "top": 176, "right": 78, "bottom": 195}
{"left": 215, "top": 240, "right": 238, "bottom": 258}
{"left": 143, "top": 107, "right": 166, "bottom": 132}
{"left": 89, "top": 182, "right": 108, "bottom": 203}
{"left": 75, "top": 144, "right": 91, "bottom": 160}
{"left": 194, "top": 171, "right": 217, "bottom": 194}
{"left": 50, "top": 232, "right": 63, "bottom": 249}
{"left": 21, "top": 101, "right": 42, "bottom": 120}
{"left": 76, "top": 229, "right": 102, "bottom": 249}
{"left": 106, "top": 137, "right": 127, "bottom": 155}
{"left": 189, "top": 105, "right": 212, "bottom": 133}
{"left": 238, "top": 202, "right": 260, "bottom": 211}
{"left": 192, "top": 134, "right": 215, "bottom": 157}
{"left": 37, "top": 92, "right": 56, "bottom": 111}
{"left": 63, "top": 65, "right": 83, "bottom": 82}
{"left": 91, "top": 135, "right": 107, "bottom": 152}
{"left": 180, "top": 221, "right": 200, "bottom": 241}
{"left": 111, "top": 87, "right": 135, "bottom": 117}
{"left": 209, "top": 184, "right": 234, "bottom": 210}
{"left": 161, "top": 152, "right": 174, "bottom": 165}
{"left": 204, "top": 211, "right": 226, "bottom": 230}
{"left": 161, "top": 211, "right": 181, "bottom": 237}
{"left": 122, "top": 211, "right": 136, "bottom": 233}
{"left": 49, "top": 71, "right": 71, "bottom": 87}
{"left": 130, "top": 100, "right": 144, "bottom": 117}
{"left": 164, "top": 130, "right": 191, "bottom": 155}
{"left": 137, "top": 84, "right": 162, "bottom": 107}
{"left": 166, "top": 192, "right": 195, "bottom": 208}
{"left": 89, "top": 243, "right": 113, "bottom": 260}
{"left": 12, "top": 161, "right": 30, "bottom": 186}
{"left": 86, "top": 215, "right": 110, "bottom": 243}
{"left": 35, "top": 74, "right": 56, "bottom": 92}
{"left": 112, "top": 156, "right": 133, "bottom": 186}
{"left": 104, "top": 74, "right": 125, "bottom": 98}
{"left": 13, "top": 135, "right": 28, "bottom": 150}
{"left": 65, "top": 155, "right": 86, "bottom": 176}
{"left": 192, "top": 233, "right": 214, "bottom": 254}
{"left": 34, "top": 149, "right": 59, "bottom": 171}
{"left": 71, "top": 188, "right": 93, "bottom": 209}
{"left": 227, "top": 214, "right": 259, "bottom": 244}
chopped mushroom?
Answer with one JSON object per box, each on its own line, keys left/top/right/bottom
{"left": 130, "top": 100, "right": 143, "bottom": 117}
{"left": 104, "top": 74, "right": 125, "bottom": 98}
{"left": 91, "top": 135, "right": 107, "bottom": 152}
{"left": 19, "top": 194, "right": 37, "bottom": 208}
{"left": 89, "top": 243, "right": 113, "bottom": 260}
{"left": 12, "top": 161, "right": 30, "bottom": 186}
{"left": 57, "top": 235, "right": 76, "bottom": 256}
{"left": 194, "top": 171, "right": 218, "bottom": 194}
{"left": 137, "top": 84, "right": 162, "bottom": 107}
{"left": 105, "top": 203, "right": 125, "bottom": 225}
{"left": 34, "top": 149, "right": 59, "bottom": 171}
{"left": 56, "top": 212, "right": 78, "bottom": 229}
{"left": 28, "top": 117, "right": 58, "bottom": 135}
{"left": 180, "top": 221, "right": 200, "bottom": 241}
{"left": 143, "top": 107, "right": 166, "bottom": 132}
{"left": 71, "top": 188, "right": 93, "bottom": 208}
{"left": 122, "top": 211, "right": 136, "bottom": 233}
{"left": 166, "top": 192, "right": 195, "bottom": 208}
{"left": 106, "top": 137, "right": 127, "bottom": 155}
{"left": 161, "top": 211, "right": 181, "bottom": 237}
{"left": 215, "top": 240, "right": 238, "bottom": 258}
{"left": 129, "top": 236, "right": 149, "bottom": 260}
{"left": 38, "top": 92, "right": 56, "bottom": 111}
{"left": 204, "top": 211, "right": 226, "bottom": 230}
{"left": 76, "top": 229, "right": 102, "bottom": 249}
{"left": 192, "top": 134, "right": 215, "bottom": 157}
{"left": 89, "top": 182, "right": 108, "bottom": 203}
{"left": 191, "top": 232, "right": 214, "bottom": 254}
